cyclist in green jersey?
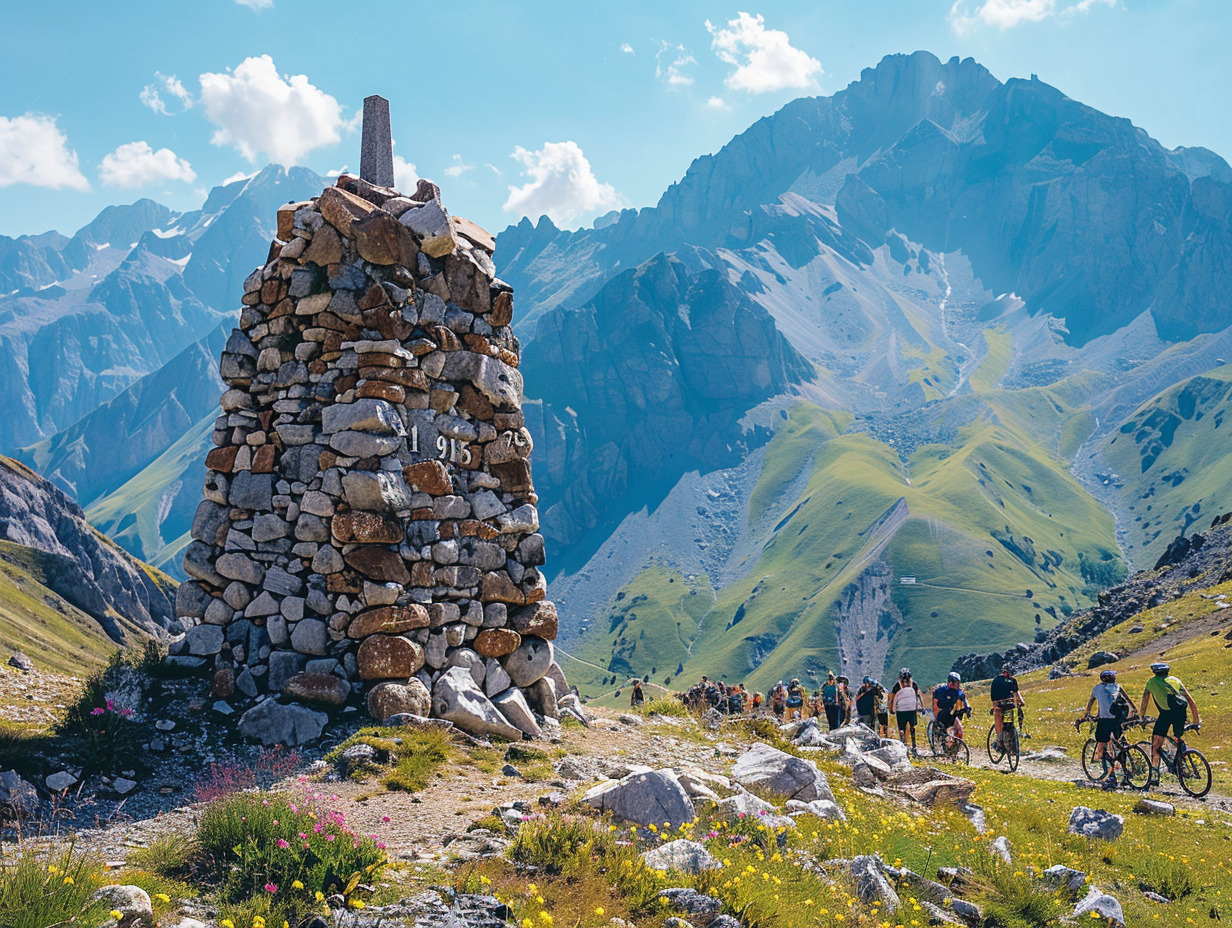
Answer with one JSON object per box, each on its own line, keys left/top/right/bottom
{"left": 1139, "top": 661, "right": 1201, "bottom": 787}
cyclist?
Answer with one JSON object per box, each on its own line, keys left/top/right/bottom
{"left": 933, "top": 672, "right": 969, "bottom": 743}
{"left": 821, "top": 672, "right": 841, "bottom": 730}
{"left": 1082, "top": 668, "right": 1138, "bottom": 790}
{"left": 889, "top": 668, "right": 924, "bottom": 754}
{"left": 1139, "top": 661, "right": 1201, "bottom": 788}
{"left": 989, "top": 663, "right": 1025, "bottom": 749}
{"left": 855, "top": 676, "right": 879, "bottom": 729}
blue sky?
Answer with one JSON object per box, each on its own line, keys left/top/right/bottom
{"left": 1, "top": 0, "right": 1227, "bottom": 239}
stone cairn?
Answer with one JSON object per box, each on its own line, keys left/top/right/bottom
{"left": 170, "top": 97, "right": 568, "bottom": 745}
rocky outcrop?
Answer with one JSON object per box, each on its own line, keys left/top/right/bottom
{"left": 172, "top": 171, "right": 566, "bottom": 738}
{"left": 0, "top": 456, "right": 176, "bottom": 640}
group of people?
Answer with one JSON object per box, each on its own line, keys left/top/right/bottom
{"left": 1081, "top": 660, "right": 1201, "bottom": 790}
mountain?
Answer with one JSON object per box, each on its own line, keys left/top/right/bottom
{"left": 0, "top": 456, "right": 177, "bottom": 671}
{"left": 0, "top": 165, "right": 325, "bottom": 452}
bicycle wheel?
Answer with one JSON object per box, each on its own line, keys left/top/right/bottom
{"left": 1006, "top": 725, "right": 1020, "bottom": 772}
{"left": 1081, "top": 739, "right": 1102, "bottom": 781}
{"left": 928, "top": 720, "right": 942, "bottom": 755}
{"left": 1119, "top": 745, "right": 1151, "bottom": 790}
{"left": 950, "top": 737, "right": 970, "bottom": 765}
{"left": 1177, "top": 748, "right": 1213, "bottom": 799}
{"left": 987, "top": 725, "right": 1005, "bottom": 764}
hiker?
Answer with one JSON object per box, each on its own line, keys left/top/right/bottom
{"left": 888, "top": 667, "right": 924, "bottom": 754}
{"left": 630, "top": 678, "right": 645, "bottom": 709}
{"left": 836, "top": 675, "right": 852, "bottom": 726}
{"left": 821, "top": 672, "right": 841, "bottom": 730}
{"left": 855, "top": 675, "right": 879, "bottom": 729}
{"left": 770, "top": 680, "right": 787, "bottom": 719}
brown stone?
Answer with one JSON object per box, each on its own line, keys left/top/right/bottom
{"left": 357, "top": 635, "right": 425, "bottom": 680}
{"left": 363, "top": 367, "right": 429, "bottom": 391}
{"left": 344, "top": 546, "right": 411, "bottom": 584}
{"left": 260, "top": 278, "right": 282, "bottom": 304}
{"left": 366, "top": 679, "right": 431, "bottom": 722}
{"left": 481, "top": 571, "right": 527, "bottom": 605}
{"left": 463, "top": 333, "right": 493, "bottom": 355}
{"left": 276, "top": 203, "right": 299, "bottom": 241}
{"left": 205, "top": 445, "right": 240, "bottom": 473}
{"left": 490, "top": 459, "right": 534, "bottom": 496}
{"left": 333, "top": 511, "right": 404, "bottom": 544}
{"left": 251, "top": 444, "right": 277, "bottom": 474}
{"left": 368, "top": 307, "right": 414, "bottom": 341}
{"left": 212, "top": 667, "right": 236, "bottom": 698}
{"left": 318, "top": 450, "right": 338, "bottom": 470}
{"left": 327, "top": 572, "right": 363, "bottom": 594}
{"left": 270, "top": 297, "right": 294, "bottom": 318}
{"left": 356, "top": 381, "right": 405, "bottom": 403}
{"left": 283, "top": 672, "right": 350, "bottom": 707}
{"left": 357, "top": 283, "right": 390, "bottom": 311}
{"left": 410, "top": 561, "right": 435, "bottom": 586}
{"left": 456, "top": 384, "right": 495, "bottom": 421}
{"left": 307, "top": 359, "right": 329, "bottom": 376}
{"left": 353, "top": 210, "right": 419, "bottom": 267}
{"left": 489, "top": 289, "right": 514, "bottom": 327}
{"left": 411, "top": 508, "right": 435, "bottom": 521}
{"left": 452, "top": 215, "right": 495, "bottom": 254}
{"left": 493, "top": 411, "right": 525, "bottom": 430}
{"left": 403, "top": 460, "right": 452, "bottom": 495}
{"left": 433, "top": 326, "right": 461, "bottom": 351}
{"left": 319, "top": 186, "right": 376, "bottom": 237}
{"left": 334, "top": 373, "right": 359, "bottom": 394}
{"left": 356, "top": 351, "right": 404, "bottom": 369}
{"left": 498, "top": 348, "right": 520, "bottom": 369}
{"left": 301, "top": 223, "right": 345, "bottom": 265}
{"left": 510, "top": 601, "right": 558, "bottom": 640}
{"left": 348, "top": 604, "right": 430, "bottom": 638}
{"left": 457, "top": 519, "right": 500, "bottom": 540}
{"left": 473, "top": 628, "right": 522, "bottom": 658}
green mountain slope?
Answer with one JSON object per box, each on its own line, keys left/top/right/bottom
{"left": 1097, "top": 365, "right": 1232, "bottom": 567}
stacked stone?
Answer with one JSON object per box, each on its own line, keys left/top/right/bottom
{"left": 171, "top": 173, "right": 566, "bottom": 741}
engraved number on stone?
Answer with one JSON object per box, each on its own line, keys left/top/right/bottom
{"left": 435, "top": 435, "right": 472, "bottom": 465}
{"left": 409, "top": 424, "right": 419, "bottom": 454}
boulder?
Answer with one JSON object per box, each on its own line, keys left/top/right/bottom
{"left": 491, "top": 687, "right": 542, "bottom": 739}
{"left": 237, "top": 699, "right": 328, "bottom": 746}
{"left": 1133, "top": 798, "right": 1175, "bottom": 816}
{"left": 501, "top": 635, "right": 553, "bottom": 686}
{"left": 1073, "top": 886, "right": 1124, "bottom": 926}
{"left": 642, "top": 839, "right": 720, "bottom": 873}
{"left": 657, "top": 889, "right": 722, "bottom": 924}
{"left": 582, "top": 769, "right": 695, "bottom": 828}
{"left": 282, "top": 672, "right": 350, "bottom": 707}
{"left": 1042, "top": 864, "right": 1087, "bottom": 892}
{"left": 474, "top": 628, "right": 522, "bottom": 658}
{"left": 432, "top": 666, "right": 522, "bottom": 740}
{"left": 989, "top": 835, "right": 1012, "bottom": 865}
{"left": 357, "top": 635, "right": 426, "bottom": 679}
{"left": 0, "top": 770, "right": 39, "bottom": 819}
{"left": 348, "top": 604, "right": 430, "bottom": 638}
{"left": 731, "top": 742, "right": 835, "bottom": 802}
{"left": 93, "top": 885, "right": 153, "bottom": 928}
{"left": 1067, "top": 806, "right": 1124, "bottom": 840}
{"left": 785, "top": 798, "right": 847, "bottom": 821}
{"left": 367, "top": 679, "right": 432, "bottom": 722}
{"left": 7, "top": 652, "right": 33, "bottom": 672}
{"left": 850, "top": 856, "right": 900, "bottom": 914}
{"left": 1087, "top": 651, "right": 1119, "bottom": 669}
{"left": 884, "top": 767, "right": 976, "bottom": 807}
{"left": 185, "top": 624, "right": 224, "bottom": 656}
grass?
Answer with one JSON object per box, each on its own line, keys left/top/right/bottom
{"left": 325, "top": 726, "right": 455, "bottom": 792}
{"left": 969, "top": 325, "right": 1012, "bottom": 394}
{"left": 0, "top": 842, "right": 108, "bottom": 928}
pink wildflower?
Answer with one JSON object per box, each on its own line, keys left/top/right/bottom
{"left": 277, "top": 839, "right": 290, "bottom": 849}
{"left": 264, "top": 883, "right": 278, "bottom": 894}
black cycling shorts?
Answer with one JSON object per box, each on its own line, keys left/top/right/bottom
{"left": 1094, "top": 719, "right": 1122, "bottom": 744}
{"left": 896, "top": 710, "right": 917, "bottom": 730}
{"left": 935, "top": 711, "right": 957, "bottom": 730}
{"left": 1153, "top": 709, "right": 1186, "bottom": 740}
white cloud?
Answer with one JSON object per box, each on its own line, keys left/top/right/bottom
{"left": 502, "top": 141, "right": 621, "bottom": 227}
{"left": 443, "top": 154, "right": 475, "bottom": 178}
{"left": 706, "top": 96, "right": 732, "bottom": 111}
{"left": 199, "top": 55, "right": 345, "bottom": 164}
{"left": 655, "top": 41, "right": 696, "bottom": 87}
{"left": 99, "top": 141, "right": 196, "bottom": 188}
{"left": 706, "top": 11, "right": 822, "bottom": 93}
{"left": 620, "top": 42, "right": 635, "bottom": 54}
{"left": 949, "top": 0, "right": 1114, "bottom": 32}
{"left": 393, "top": 155, "right": 419, "bottom": 193}
{"left": 222, "top": 170, "right": 257, "bottom": 185}
{"left": 141, "top": 72, "right": 194, "bottom": 115}
{"left": 484, "top": 163, "right": 503, "bottom": 176}
{"left": 0, "top": 114, "right": 89, "bottom": 191}
{"left": 236, "top": 0, "right": 273, "bottom": 9}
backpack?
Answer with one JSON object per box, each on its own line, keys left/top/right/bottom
{"left": 1163, "top": 679, "right": 1189, "bottom": 713}
{"left": 1110, "top": 686, "right": 1132, "bottom": 722}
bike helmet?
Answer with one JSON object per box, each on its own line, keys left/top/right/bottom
{"left": 900, "top": 667, "right": 912, "bottom": 678}
{"left": 948, "top": 671, "right": 962, "bottom": 683}
{"left": 791, "top": 678, "right": 800, "bottom": 686}
{"left": 1150, "top": 662, "right": 1170, "bottom": 676}
{"left": 1001, "top": 663, "right": 1013, "bottom": 674}
{"left": 862, "top": 675, "right": 873, "bottom": 685}
{"left": 1099, "top": 669, "right": 1117, "bottom": 683}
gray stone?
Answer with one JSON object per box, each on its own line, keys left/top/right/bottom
{"left": 785, "top": 798, "right": 847, "bottom": 821}
{"left": 267, "top": 615, "right": 289, "bottom": 646}
{"left": 470, "top": 490, "right": 505, "bottom": 520}
{"left": 642, "top": 839, "right": 719, "bottom": 874}
{"left": 264, "top": 566, "right": 303, "bottom": 596}
{"left": 491, "top": 687, "right": 542, "bottom": 739}
{"left": 989, "top": 835, "right": 1012, "bottom": 864}
{"left": 223, "top": 581, "right": 252, "bottom": 610}
{"left": 322, "top": 398, "right": 403, "bottom": 434}
{"left": 851, "top": 856, "right": 900, "bottom": 914}
{"left": 252, "top": 513, "right": 289, "bottom": 542}
{"left": 245, "top": 591, "right": 280, "bottom": 618}
{"left": 343, "top": 471, "right": 413, "bottom": 512}
{"left": 1133, "top": 798, "right": 1175, "bottom": 816}
{"left": 1067, "top": 806, "right": 1124, "bottom": 840}
{"left": 238, "top": 699, "right": 328, "bottom": 746}
{"left": 582, "top": 769, "right": 695, "bottom": 828}
{"left": 483, "top": 659, "right": 512, "bottom": 697}
{"left": 1073, "top": 886, "right": 1124, "bottom": 926}
{"left": 268, "top": 651, "right": 307, "bottom": 691}
{"left": 446, "top": 648, "right": 486, "bottom": 687}
{"left": 216, "top": 553, "right": 264, "bottom": 586}
{"left": 45, "top": 771, "right": 78, "bottom": 791}
{"left": 367, "top": 679, "right": 432, "bottom": 722}
{"left": 312, "top": 545, "right": 345, "bottom": 574}
{"left": 502, "top": 635, "right": 553, "bottom": 687}
{"left": 657, "top": 889, "right": 721, "bottom": 923}
{"left": 92, "top": 885, "right": 153, "bottom": 928}
{"left": 731, "top": 742, "right": 835, "bottom": 803}
{"left": 186, "top": 624, "right": 224, "bottom": 656}
{"left": 497, "top": 504, "right": 538, "bottom": 534}
{"left": 432, "top": 666, "right": 522, "bottom": 740}
{"left": 440, "top": 351, "right": 522, "bottom": 408}
{"left": 399, "top": 199, "right": 457, "bottom": 258}
{"left": 229, "top": 472, "right": 274, "bottom": 510}
{"left": 1042, "top": 864, "right": 1087, "bottom": 892}
{"left": 291, "top": 618, "right": 328, "bottom": 655}
{"left": 175, "top": 580, "right": 210, "bottom": 619}
{"left": 0, "top": 770, "right": 39, "bottom": 818}
{"left": 329, "top": 431, "right": 403, "bottom": 458}
{"left": 359, "top": 95, "right": 394, "bottom": 188}
{"left": 204, "top": 597, "right": 233, "bottom": 625}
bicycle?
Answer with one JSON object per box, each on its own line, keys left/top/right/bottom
{"left": 987, "top": 704, "right": 1021, "bottom": 771}
{"left": 1135, "top": 721, "right": 1212, "bottom": 798}
{"left": 928, "top": 714, "right": 970, "bottom": 765}
{"left": 1077, "top": 717, "right": 1151, "bottom": 790}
